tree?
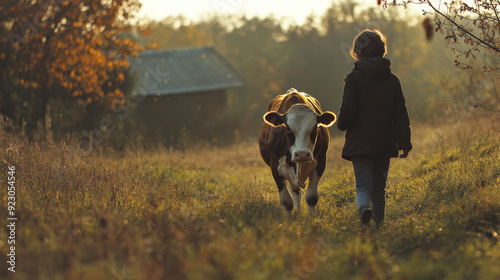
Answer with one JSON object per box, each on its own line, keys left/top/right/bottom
{"left": 382, "top": 0, "right": 500, "bottom": 71}
{"left": 0, "top": 0, "right": 141, "bottom": 135}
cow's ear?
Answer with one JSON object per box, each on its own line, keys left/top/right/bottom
{"left": 317, "top": 111, "right": 336, "bottom": 127}
{"left": 264, "top": 111, "right": 286, "bottom": 127}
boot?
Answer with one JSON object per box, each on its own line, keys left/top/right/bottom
{"left": 358, "top": 206, "right": 372, "bottom": 226}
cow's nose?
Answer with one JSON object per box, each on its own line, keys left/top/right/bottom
{"left": 294, "top": 151, "right": 312, "bottom": 162}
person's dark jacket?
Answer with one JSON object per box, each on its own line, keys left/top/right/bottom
{"left": 337, "top": 57, "right": 412, "bottom": 160}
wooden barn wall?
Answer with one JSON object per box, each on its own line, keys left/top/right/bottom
{"left": 133, "top": 90, "right": 233, "bottom": 148}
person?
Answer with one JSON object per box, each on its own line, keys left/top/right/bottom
{"left": 337, "top": 29, "right": 412, "bottom": 227}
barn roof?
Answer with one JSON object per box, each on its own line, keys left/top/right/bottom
{"left": 129, "top": 46, "right": 244, "bottom": 97}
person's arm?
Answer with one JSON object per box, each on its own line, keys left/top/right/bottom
{"left": 393, "top": 80, "right": 412, "bottom": 156}
{"left": 337, "top": 73, "right": 357, "bottom": 131}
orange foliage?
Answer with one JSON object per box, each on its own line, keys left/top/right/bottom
{"left": 0, "top": 0, "right": 141, "bottom": 109}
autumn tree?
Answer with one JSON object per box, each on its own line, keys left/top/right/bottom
{"left": 0, "top": 0, "right": 141, "bottom": 135}
{"left": 382, "top": 0, "right": 500, "bottom": 71}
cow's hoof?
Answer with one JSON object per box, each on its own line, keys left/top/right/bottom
{"left": 306, "top": 196, "right": 318, "bottom": 208}
{"left": 308, "top": 206, "right": 316, "bottom": 215}
{"left": 283, "top": 203, "right": 294, "bottom": 213}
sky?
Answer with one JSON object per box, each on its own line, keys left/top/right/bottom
{"left": 137, "top": 0, "right": 384, "bottom": 25}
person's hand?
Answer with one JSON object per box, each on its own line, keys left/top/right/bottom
{"left": 399, "top": 150, "right": 409, "bottom": 158}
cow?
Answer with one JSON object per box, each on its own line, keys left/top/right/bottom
{"left": 258, "top": 88, "right": 336, "bottom": 214}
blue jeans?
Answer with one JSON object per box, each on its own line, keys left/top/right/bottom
{"left": 352, "top": 156, "right": 390, "bottom": 222}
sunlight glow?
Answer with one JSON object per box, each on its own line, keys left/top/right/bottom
{"left": 139, "top": 0, "right": 348, "bottom": 24}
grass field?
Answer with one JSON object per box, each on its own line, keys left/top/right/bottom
{"left": 1, "top": 118, "right": 500, "bottom": 280}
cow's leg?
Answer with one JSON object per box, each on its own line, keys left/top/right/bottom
{"left": 290, "top": 184, "right": 301, "bottom": 212}
{"left": 280, "top": 184, "right": 294, "bottom": 214}
{"left": 305, "top": 170, "right": 321, "bottom": 213}
{"left": 272, "top": 168, "right": 294, "bottom": 213}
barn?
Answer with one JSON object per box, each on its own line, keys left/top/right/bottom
{"left": 129, "top": 46, "right": 244, "bottom": 148}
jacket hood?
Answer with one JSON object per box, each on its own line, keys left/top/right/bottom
{"left": 354, "top": 57, "right": 392, "bottom": 80}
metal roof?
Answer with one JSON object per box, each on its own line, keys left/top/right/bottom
{"left": 129, "top": 46, "right": 244, "bottom": 97}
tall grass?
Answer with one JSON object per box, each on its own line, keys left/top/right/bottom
{"left": 0, "top": 117, "right": 499, "bottom": 279}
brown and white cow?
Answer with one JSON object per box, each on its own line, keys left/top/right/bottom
{"left": 259, "top": 88, "right": 336, "bottom": 213}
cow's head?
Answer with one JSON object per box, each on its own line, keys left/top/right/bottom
{"left": 264, "top": 104, "right": 336, "bottom": 162}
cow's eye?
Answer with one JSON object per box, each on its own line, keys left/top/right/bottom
{"left": 287, "top": 127, "right": 295, "bottom": 145}
{"left": 310, "top": 126, "right": 318, "bottom": 143}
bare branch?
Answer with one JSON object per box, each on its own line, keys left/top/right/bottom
{"left": 491, "top": 0, "right": 500, "bottom": 25}
{"left": 474, "top": 102, "right": 500, "bottom": 113}
{"left": 426, "top": 0, "right": 500, "bottom": 54}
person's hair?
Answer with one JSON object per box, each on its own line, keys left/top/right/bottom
{"left": 350, "top": 29, "right": 388, "bottom": 60}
